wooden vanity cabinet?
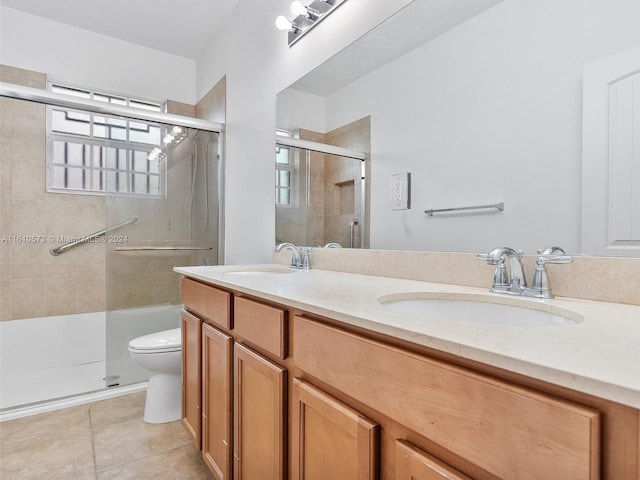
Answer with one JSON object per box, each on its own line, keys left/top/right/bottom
{"left": 395, "top": 440, "right": 472, "bottom": 480}
{"left": 181, "top": 275, "right": 640, "bottom": 479}
{"left": 234, "top": 343, "right": 286, "bottom": 480}
{"left": 181, "top": 278, "right": 288, "bottom": 480}
{"left": 202, "top": 323, "right": 233, "bottom": 479}
{"left": 181, "top": 309, "right": 202, "bottom": 449}
{"left": 293, "top": 315, "right": 601, "bottom": 480}
{"left": 291, "top": 378, "right": 379, "bottom": 480}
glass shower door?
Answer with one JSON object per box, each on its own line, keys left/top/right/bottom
{"left": 104, "top": 119, "right": 220, "bottom": 388}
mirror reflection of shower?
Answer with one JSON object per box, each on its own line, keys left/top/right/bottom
{"left": 274, "top": 119, "right": 370, "bottom": 249}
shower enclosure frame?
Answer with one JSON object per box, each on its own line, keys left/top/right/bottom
{"left": 0, "top": 81, "right": 226, "bottom": 264}
{"left": 0, "top": 81, "right": 226, "bottom": 410}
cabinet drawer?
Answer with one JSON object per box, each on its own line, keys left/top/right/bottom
{"left": 181, "top": 277, "right": 231, "bottom": 330}
{"left": 234, "top": 296, "right": 287, "bottom": 359}
{"left": 395, "top": 440, "right": 472, "bottom": 480}
{"left": 294, "top": 315, "right": 600, "bottom": 480}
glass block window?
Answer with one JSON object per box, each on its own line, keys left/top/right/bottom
{"left": 276, "top": 129, "right": 293, "bottom": 205}
{"left": 46, "top": 83, "right": 166, "bottom": 197}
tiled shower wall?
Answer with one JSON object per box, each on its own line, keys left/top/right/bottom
{"left": 0, "top": 65, "right": 224, "bottom": 320}
{"left": 0, "top": 65, "right": 108, "bottom": 320}
{"left": 324, "top": 116, "right": 370, "bottom": 248}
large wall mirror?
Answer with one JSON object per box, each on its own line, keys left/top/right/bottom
{"left": 276, "top": 0, "right": 640, "bottom": 255}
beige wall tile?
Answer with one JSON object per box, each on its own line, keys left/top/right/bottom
{"left": 10, "top": 278, "right": 45, "bottom": 319}
{"left": 195, "top": 75, "right": 226, "bottom": 124}
{"left": 11, "top": 157, "right": 45, "bottom": 200}
{"left": 166, "top": 100, "right": 195, "bottom": 117}
{"left": 76, "top": 275, "right": 106, "bottom": 313}
{"left": 0, "top": 280, "right": 10, "bottom": 321}
{"left": 10, "top": 99, "right": 45, "bottom": 161}
{"left": 45, "top": 277, "right": 77, "bottom": 316}
{"left": 107, "top": 274, "right": 132, "bottom": 310}
{"left": 0, "top": 157, "right": 10, "bottom": 199}
{"left": 0, "top": 65, "right": 11, "bottom": 82}
{"left": 44, "top": 196, "right": 83, "bottom": 237}
{"left": 107, "top": 252, "right": 136, "bottom": 275}
{"left": 76, "top": 242, "right": 107, "bottom": 277}
{"left": 10, "top": 242, "right": 46, "bottom": 279}
{"left": 75, "top": 199, "right": 106, "bottom": 234}
{"left": 0, "top": 242, "right": 9, "bottom": 280}
{"left": 2, "top": 65, "right": 46, "bottom": 88}
{"left": 0, "top": 199, "right": 10, "bottom": 279}
{"left": 45, "top": 246, "right": 77, "bottom": 279}
{"left": 10, "top": 199, "right": 45, "bottom": 236}
{"left": 157, "top": 272, "right": 181, "bottom": 305}
{"left": 0, "top": 98, "right": 11, "bottom": 159}
{"left": 131, "top": 273, "right": 158, "bottom": 307}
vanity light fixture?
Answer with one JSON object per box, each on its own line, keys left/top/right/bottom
{"left": 275, "top": 0, "right": 347, "bottom": 47}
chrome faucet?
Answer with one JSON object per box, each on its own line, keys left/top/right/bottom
{"left": 323, "top": 242, "right": 342, "bottom": 248}
{"left": 274, "top": 242, "right": 302, "bottom": 269}
{"left": 274, "top": 243, "right": 314, "bottom": 270}
{"left": 300, "top": 247, "right": 314, "bottom": 270}
{"left": 481, "top": 247, "right": 527, "bottom": 294}
{"left": 478, "top": 247, "right": 572, "bottom": 299}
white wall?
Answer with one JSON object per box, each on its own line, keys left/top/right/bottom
{"left": 276, "top": 88, "right": 326, "bottom": 134}
{"left": 0, "top": 7, "right": 196, "bottom": 104}
{"left": 196, "top": 0, "right": 413, "bottom": 264}
{"left": 324, "top": 0, "right": 640, "bottom": 254}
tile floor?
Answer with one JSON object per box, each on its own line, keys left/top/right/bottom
{"left": 0, "top": 392, "right": 213, "bottom": 479}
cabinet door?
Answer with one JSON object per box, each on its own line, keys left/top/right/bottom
{"left": 395, "top": 440, "right": 471, "bottom": 480}
{"left": 181, "top": 310, "right": 202, "bottom": 449}
{"left": 202, "top": 323, "right": 233, "bottom": 479}
{"left": 292, "top": 378, "right": 379, "bottom": 480}
{"left": 233, "top": 343, "right": 286, "bottom": 480}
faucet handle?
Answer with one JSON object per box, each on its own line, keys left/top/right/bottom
{"left": 537, "top": 246, "right": 566, "bottom": 255}
{"left": 301, "top": 247, "right": 314, "bottom": 270}
{"left": 491, "top": 258, "right": 509, "bottom": 291}
{"left": 530, "top": 255, "right": 573, "bottom": 298}
{"left": 537, "top": 255, "right": 573, "bottom": 265}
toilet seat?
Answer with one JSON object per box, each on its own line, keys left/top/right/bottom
{"left": 128, "top": 327, "right": 181, "bottom": 354}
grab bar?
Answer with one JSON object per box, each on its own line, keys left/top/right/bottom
{"left": 50, "top": 215, "right": 140, "bottom": 256}
{"left": 425, "top": 202, "right": 504, "bottom": 216}
{"left": 349, "top": 218, "right": 359, "bottom": 248}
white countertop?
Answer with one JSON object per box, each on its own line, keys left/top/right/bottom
{"left": 175, "top": 264, "right": 640, "bottom": 409}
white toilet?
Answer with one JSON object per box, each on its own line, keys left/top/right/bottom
{"left": 128, "top": 327, "right": 182, "bottom": 424}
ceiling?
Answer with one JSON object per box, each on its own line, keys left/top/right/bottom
{"left": 0, "top": 0, "right": 241, "bottom": 59}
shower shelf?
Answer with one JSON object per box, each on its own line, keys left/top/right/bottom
{"left": 114, "top": 246, "right": 213, "bottom": 257}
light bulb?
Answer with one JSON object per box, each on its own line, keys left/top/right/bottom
{"left": 275, "top": 15, "right": 292, "bottom": 30}
{"left": 171, "top": 126, "right": 182, "bottom": 135}
{"left": 290, "top": 1, "right": 307, "bottom": 16}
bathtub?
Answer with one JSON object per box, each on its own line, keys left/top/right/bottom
{"left": 0, "top": 304, "right": 181, "bottom": 421}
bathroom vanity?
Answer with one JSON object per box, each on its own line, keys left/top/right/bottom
{"left": 175, "top": 265, "right": 640, "bottom": 480}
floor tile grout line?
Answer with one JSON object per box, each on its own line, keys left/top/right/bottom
{"left": 88, "top": 403, "right": 99, "bottom": 478}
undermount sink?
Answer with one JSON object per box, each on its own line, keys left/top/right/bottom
{"left": 221, "top": 266, "right": 295, "bottom": 275}
{"left": 377, "top": 293, "right": 582, "bottom": 327}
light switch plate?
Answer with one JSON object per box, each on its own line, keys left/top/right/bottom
{"left": 390, "top": 172, "right": 411, "bottom": 210}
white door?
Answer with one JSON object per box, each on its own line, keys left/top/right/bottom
{"left": 583, "top": 45, "right": 640, "bottom": 256}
